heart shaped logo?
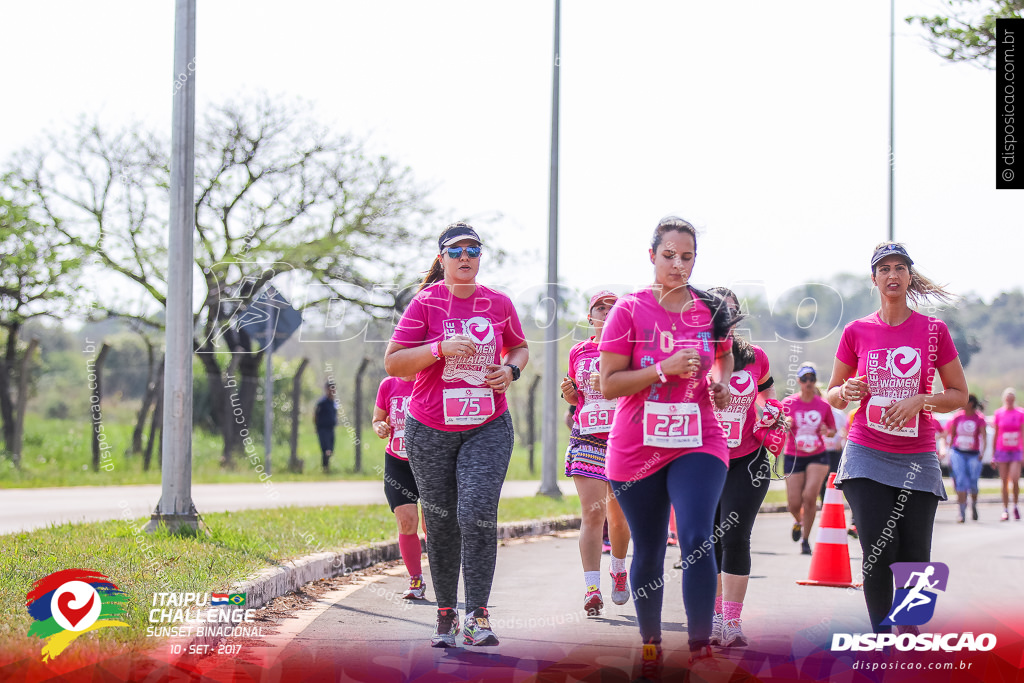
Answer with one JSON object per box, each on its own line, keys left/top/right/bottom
{"left": 51, "top": 581, "right": 100, "bottom": 632}
{"left": 730, "top": 371, "right": 754, "bottom": 396}
{"left": 464, "top": 316, "right": 494, "bottom": 346}
{"left": 889, "top": 346, "right": 921, "bottom": 378}
{"left": 804, "top": 411, "right": 822, "bottom": 427}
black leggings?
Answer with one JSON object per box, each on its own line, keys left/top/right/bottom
{"left": 841, "top": 478, "right": 939, "bottom": 633}
{"left": 713, "top": 447, "right": 771, "bottom": 576}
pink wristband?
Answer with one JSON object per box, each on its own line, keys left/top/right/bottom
{"left": 431, "top": 341, "right": 443, "bottom": 360}
{"left": 654, "top": 361, "right": 668, "bottom": 384}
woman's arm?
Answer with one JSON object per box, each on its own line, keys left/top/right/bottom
{"left": 879, "top": 358, "right": 969, "bottom": 431}
{"left": 826, "top": 358, "right": 860, "bottom": 410}
{"left": 384, "top": 334, "right": 481, "bottom": 378}
{"left": 371, "top": 406, "right": 390, "bottom": 439}
{"left": 709, "top": 350, "right": 734, "bottom": 410}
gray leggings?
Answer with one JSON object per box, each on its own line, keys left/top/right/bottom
{"left": 405, "top": 411, "right": 514, "bottom": 614}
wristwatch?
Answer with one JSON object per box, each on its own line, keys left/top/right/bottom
{"left": 506, "top": 364, "right": 521, "bottom": 382}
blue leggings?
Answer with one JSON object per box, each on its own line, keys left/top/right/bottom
{"left": 611, "top": 452, "right": 727, "bottom": 648}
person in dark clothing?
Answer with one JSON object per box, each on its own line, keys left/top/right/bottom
{"left": 314, "top": 382, "right": 338, "bottom": 472}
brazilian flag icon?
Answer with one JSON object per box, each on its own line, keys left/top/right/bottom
{"left": 228, "top": 594, "right": 246, "bottom": 606}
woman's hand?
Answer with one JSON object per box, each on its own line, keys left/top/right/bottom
{"left": 485, "top": 364, "right": 514, "bottom": 394}
{"left": 840, "top": 374, "right": 870, "bottom": 402}
{"left": 560, "top": 376, "right": 578, "bottom": 404}
{"left": 659, "top": 348, "right": 702, "bottom": 378}
{"left": 881, "top": 395, "right": 926, "bottom": 431}
{"left": 373, "top": 420, "right": 390, "bottom": 439}
{"left": 441, "top": 334, "right": 478, "bottom": 358}
{"left": 710, "top": 382, "right": 731, "bottom": 410}
{"left": 589, "top": 372, "right": 603, "bottom": 397}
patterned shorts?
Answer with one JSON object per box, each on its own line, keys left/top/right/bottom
{"left": 564, "top": 425, "right": 609, "bottom": 481}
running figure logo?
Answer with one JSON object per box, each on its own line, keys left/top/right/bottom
{"left": 882, "top": 562, "right": 949, "bottom": 626}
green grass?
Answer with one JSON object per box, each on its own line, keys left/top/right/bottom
{"left": 0, "top": 495, "right": 582, "bottom": 651}
{"left": 0, "top": 412, "right": 568, "bottom": 488}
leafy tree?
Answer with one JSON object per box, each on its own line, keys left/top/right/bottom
{"left": 907, "top": 0, "right": 1024, "bottom": 68}
{"left": 0, "top": 192, "right": 81, "bottom": 462}
{"left": 6, "top": 95, "right": 433, "bottom": 466}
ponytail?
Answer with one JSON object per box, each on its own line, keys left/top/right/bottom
{"left": 418, "top": 255, "right": 443, "bottom": 293}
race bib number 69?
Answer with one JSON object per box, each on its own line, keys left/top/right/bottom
{"left": 643, "top": 402, "right": 702, "bottom": 448}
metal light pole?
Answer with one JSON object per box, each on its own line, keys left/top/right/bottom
{"left": 539, "top": 0, "right": 562, "bottom": 498}
{"left": 888, "top": 0, "right": 895, "bottom": 242}
{"left": 147, "top": 0, "right": 203, "bottom": 534}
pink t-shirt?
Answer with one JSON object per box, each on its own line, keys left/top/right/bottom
{"left": 782, "top": 394, "right": 837, "bottom": 457}
{"left": 390, "top": 282, "right": 526, "bottom": 431}
{"left": 568, "top": 337, "right": 617, "bottom": 440}
{"left": 375, "top": 376, "right": 414, "bottom": 460}
{"left": 713, "top": 345, "right": 771, "bottom": 458}
{"left": 836, "top": 311, "right": 958, "bottom": 454}
{"left": 598, "top": 288, "right": 730, "bottom": 481}
{"left": 994, "top": 406, "right": 1024, "bottom": 452}
{"left": 947, "top": 411, "right": 987, "bottom": 453}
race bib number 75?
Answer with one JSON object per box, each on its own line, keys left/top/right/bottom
{"left": 443, "top": 388, "right": 495, "bottom": 426}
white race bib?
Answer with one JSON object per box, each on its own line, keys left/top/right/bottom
{"left": 865, "top": 396, "right": 919, "bottom": 438}
{"left": 442, "top": 388, "right": 495, "bottom": 426}
{"left": 716, "top": 411, "right": 744, "bottom": 448}
{"left": 643, "top": 402, "right": 702, "bottom": 448}
{"left": 954, "top": 435, "right": 975, "bottom": 451}
{"left": 1003, "top": 431, "right": 1020, "bottom": 448}
{"left": 578, "top": 399, "right": 617, "bottom": 435}
{"left": 392, "top": 429, "right": 407, "bottom": 459}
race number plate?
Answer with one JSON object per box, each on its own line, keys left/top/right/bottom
{"left": 865, "top": 396, "right": 919, "bottom": 437}
{"left": 443, "top": 388, "right": 495, "bottom": 426}
{"left": 716, "top": 412, "right": 744, "bottom": 448}
{"left": 643, "top": 401, "right": 702, "bottom": 448}
{"left": 578, "top": 399, "right": 617, "bottom": 435}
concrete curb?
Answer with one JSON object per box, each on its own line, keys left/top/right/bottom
{"left": 174, "top": 515, "right": 584, "bottom": 653}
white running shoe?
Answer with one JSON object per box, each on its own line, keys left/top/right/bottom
{"left": 609, "top": 571, "right": 629, "bottom": 605}
{"left": 710, "top": 612, "right": 723, "bottom": 645}
{"left": 720, "top": 618, "right": 748, "bottom": 647}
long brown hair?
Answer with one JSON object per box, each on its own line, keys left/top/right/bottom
{"left": 418, "top": 254, "right": 443, "bottom": 293}
{"left": 871, "top": 241, "right": 957, "bottom": 307}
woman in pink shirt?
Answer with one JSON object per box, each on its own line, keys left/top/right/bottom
{"left": 781, "top": 364, "right": 837, "bottom": 555}
{"left": 826, "top": 242, "right": 967, "bottom": 634}
{"left": 599, "top": 216, "right": 738, "bottom": 674}
{"left": 385, "top": 223, "right": 529, "bottom": 648}
{"left": 944, "top": 394, "right": 987, "bottom": 523}
{"left": 372, "top": 375, "right": 424, "bottom": 599}
{"left": 993, "top": 388, "right": 1024, "bottom": 520}
{"left": 560, "top": 291, "right": 631, "bottom": 616}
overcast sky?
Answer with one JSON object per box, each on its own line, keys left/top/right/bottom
{"left": 2, "top": 1, "right": 1019, "bottom": 314}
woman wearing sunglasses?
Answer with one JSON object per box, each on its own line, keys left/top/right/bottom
{"left": 781, "top": 363, "right": 837, "bottom": 556}
{"left": 385, "top": 222, "right": 529, "bottom": 648}
{"left": 599, "top": 216, "right": 738, "bottom": 677}
{"left": 826, "top": 242, "right": 966, "bottom": 634}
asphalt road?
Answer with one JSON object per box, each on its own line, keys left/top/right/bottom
{"left": 199, "top": 502, "right": 1024, "bottom": 682}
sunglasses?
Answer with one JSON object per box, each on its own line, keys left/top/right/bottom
{"left": 799, "top": 376, "right": 816, "bottom": 383}
{"left": 445, "top": 246, "right": 482, "bottom": 259}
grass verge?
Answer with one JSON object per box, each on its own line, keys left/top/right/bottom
{"left": 0, "top": 495, "right": 583, "bottom": 651}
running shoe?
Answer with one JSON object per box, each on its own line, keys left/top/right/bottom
{"left": 971, "top": 502, "right": 978, "bottom": 521}
{"left": 801, "top": 540, "right": 812, "bottom": 555}
{"left": 610, "top": 571, "right": 629, "bottom": 605}
{"left": 1015, "top": 506, "right": 1021, "bottom": 520}
{"left": 720, "top": 618, "right": 748, "bottom": 647}
{"left": 791, "top": 523, "right": 802, "bottom": 542}
{"left": 431, "top": 608, "right": 460, "bottom": 648}
{"left": 847, "top": 525, "right": 859, "bottom": 539}
{"left": 402, "top": 575, "right": 427, "bottom": 600}
{"left": 667, "top": 532, "right": 678, "bottom": 547}
{"left": 637, "top": 640, "right": 662, "bottom": 682}
{"left": 584, "top": 587, "right": 604, "bottom": 616}
{"left": 710, "top": 612, "right": 723, "bottom": 645}
{"left": 1001, "top": 510, "right": 1010, "bottom": 522}
{"left": 463, "top": 607, "right": 499, "bottom": 646}
{"left": 957, "top": 514, "right": 965, "bottom": 524}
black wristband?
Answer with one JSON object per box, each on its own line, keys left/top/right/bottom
{"left": 506, "top": 364, "right": 521, "bottom": 381}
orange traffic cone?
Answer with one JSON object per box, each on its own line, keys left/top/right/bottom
{"left": 796, "top": 473, "right": 861, "bottom": 588}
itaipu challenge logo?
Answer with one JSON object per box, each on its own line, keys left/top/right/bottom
{"left": 26, "top": 569, "right": 128, "bottom": 661}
